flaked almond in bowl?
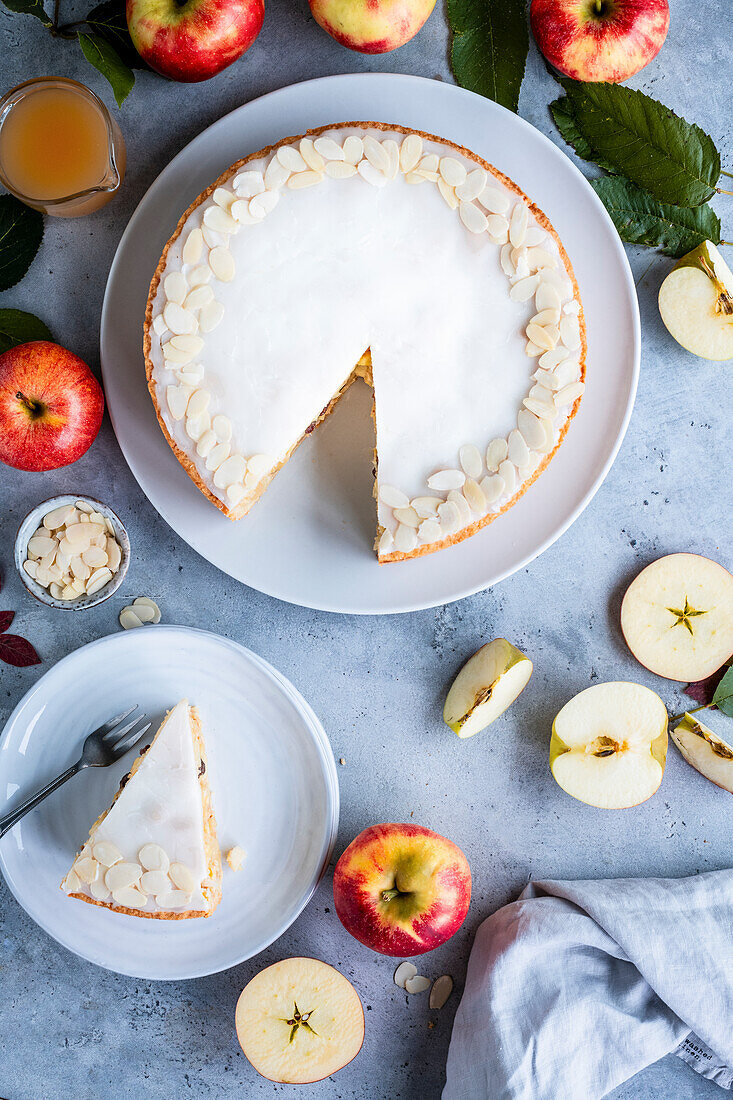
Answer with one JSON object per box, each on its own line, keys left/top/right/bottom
{"left": 14, "top": 494, "right": 130, "bottom": 610}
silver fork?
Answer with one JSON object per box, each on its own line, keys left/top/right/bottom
{"left": 0, "top": 705, "right": 151, "bottom": 840}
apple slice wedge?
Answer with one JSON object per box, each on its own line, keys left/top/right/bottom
{"left": 671, "top": 713, "right": 733, "bottom": 794}
{"left": 443, "top": 638, "right": 532, "bottom": 738}
{"left": 235, "top": 957, "right": 364, "bottom": 1083}
{"left": 621, "top": 553, "right": 733, "bottom": 681}
{"left": 658, "top": 241, "right": 733, "bottom": 361}
{"left": 550, "top": 682, "right": 668, "bottom": 809}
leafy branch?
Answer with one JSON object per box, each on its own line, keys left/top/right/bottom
{"left": 0, "top": 0, "right": 145, "bottom": 107}
{"left": 0, "top": 195, "right": 43, "bottom": 291}
{"left": 548, "top": 79, "right": 728, "bottom": 257}
{"left": 447, "top": 0, "right": 529, "bottom": 115}
{"left": 591, "top": 177, "right": 722, "bottom": 259}
{"left": 0, "top": 198, "right": 52, "bottom": 346}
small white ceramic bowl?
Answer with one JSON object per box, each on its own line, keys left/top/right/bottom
{"left": 14, "top": 494, "right": 130, "bottom": 611}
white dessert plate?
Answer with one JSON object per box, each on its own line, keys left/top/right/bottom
{"left": 0, "top": 626, "right": 338, "bottom": 979}
{"left": 100, "top": 73, "right": 639, "bottom": 614}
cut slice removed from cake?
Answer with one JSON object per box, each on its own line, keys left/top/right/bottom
{"left": 61, "top": 700, "right": 222, "bottom": 920}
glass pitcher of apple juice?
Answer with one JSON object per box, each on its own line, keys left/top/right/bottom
{"left": 0, "top": 77, "right": 126, "bottom": 217}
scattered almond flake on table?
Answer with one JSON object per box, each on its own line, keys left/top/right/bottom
{"left": 394, "top": 962, "right": 418, "bottom": 989}
{"left": 226, "top": 846, "right": 246, "bottom": 872}
{"left": 405, "top": 974, "right": 432, "bottom": 995}
{"left": 119, "top": 607, "right": 143, "bottom": 630}
{"left": 429, "top": 975, "right": 454, "bottom": 1010}
{"left": 132, "top": 597, "right": 161, "bottom": 623}
{"left": 119, "top": 597, "right": 162, "bottom": 629}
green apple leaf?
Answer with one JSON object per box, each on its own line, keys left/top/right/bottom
{"left": 447, "top": 0, "right": 529, "bottom": 114}
{"left": 712, "top": 666, "right": 733, "bottom": 719}
{"left": 85, "top": 0, "right": 147, "bottom": 70}
{"left": 0, "top": 196, "right": 44, "bottom": 293}
{"left": 0, "top": 0, "right": 50, "bottom": 25}
{"left": 78, "top": 31, "right": 135, "bottom": 108}
{"left": 591, "top": 177, "right": 721, "bottom": 258}
{"left": 549, "top": 97, "right": 617, "bottom": 173}
{"left": 561, "top": 80, "right": 721, "bottom": 207}
{"left": 0, "top": 310, "right": 53, "bottom": 355}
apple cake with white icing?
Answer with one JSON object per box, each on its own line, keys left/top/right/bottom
{"left": 61, "top": 700, "right": 222, "bottom": 919}
{"left": 144, "top": 123, "right": 586, "bottom": 562}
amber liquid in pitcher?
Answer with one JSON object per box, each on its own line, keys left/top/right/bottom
{"left": 0, "top": 79, "right": 125, "bottom": 216}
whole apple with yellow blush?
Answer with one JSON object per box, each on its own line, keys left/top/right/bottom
{"left": 308, "top": 0, "right": 436, "bottom": 54}
{"left": 333, "top": 823, "right": 471, "bottom": 956}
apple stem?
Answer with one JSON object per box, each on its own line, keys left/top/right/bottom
{"left": 670, "top": 703, "right": 711, "bottom": 723}
{"left": 380, "top": 888, "right": 401, "bottom": 902}
{"left": 718, "top": 189, "right": 733, "bottom": 197}
{"left": 721, "top": 171, "right": 733, "bottom": 180}
{"left": 15, "top": 392, "right": 45, "bottom": 419}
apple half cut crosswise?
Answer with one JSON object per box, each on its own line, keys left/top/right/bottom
{"left": 443, "top": 639, "right": 533, "bottom": 738}
{"left": 621, "top": 553, "right": 733, "bottom": 682}
{"left": 658, "top": 242, "right": 733, "bottom": 361}
{"left": 235, "top": 958, "right": 364, "bottom": 1084}
{"left": 671, "top": 713, "right": 733, "bottom": 794}
{"left": 550, "top": 682, "right": 668, "bottom": 809}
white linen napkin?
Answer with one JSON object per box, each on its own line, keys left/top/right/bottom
{"left": 443, "top": 871, "right": 733, "bottom": 1099}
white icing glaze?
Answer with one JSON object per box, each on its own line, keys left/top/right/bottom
{"left": 66, "top": 701, "right": 210, "bottom": 912}
{"left": 148, "top": 126, "right": 583, "bottom": 555}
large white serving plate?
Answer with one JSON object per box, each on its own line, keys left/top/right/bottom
{"left": 0, "top": 627, "right": 338, "bottom": 979}
{"left": 100, "top": 73, "right": 639, "bottom": 614}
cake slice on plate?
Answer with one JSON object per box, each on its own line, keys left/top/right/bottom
{"left": 61, "top": 700, "right": 222, "bottom": 919}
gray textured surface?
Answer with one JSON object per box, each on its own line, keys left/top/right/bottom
{"left": 1, "top": 2, "right": 732, "bottom": 1097}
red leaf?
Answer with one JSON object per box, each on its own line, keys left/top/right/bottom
{"left": 0, "top": 633, "right": 41, "bottom": 667}
{"left": 685, "top": 663, "right": 730, "bottom": 707}
{"left": 0, "top": 610, "right": 14, "bottom": 633}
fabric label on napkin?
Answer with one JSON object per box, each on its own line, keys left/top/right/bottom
{"left": 676, "top": 1034, "right": 733, "bottom": 1090}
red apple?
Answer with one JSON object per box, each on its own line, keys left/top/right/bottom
{"left": 0, "top": 341, "right": 104, "bottom": 472}
{"left": 126, "top": 0, "right": 264, "bottom": 83}
{"left": 308, "top": 0, "right": 435, "bottom": 54}
{"left": 333, "top": 823, "right": 471, "bottom": 956}
{"left": 530, "top": 0, "right": 669, "bottom": 83}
